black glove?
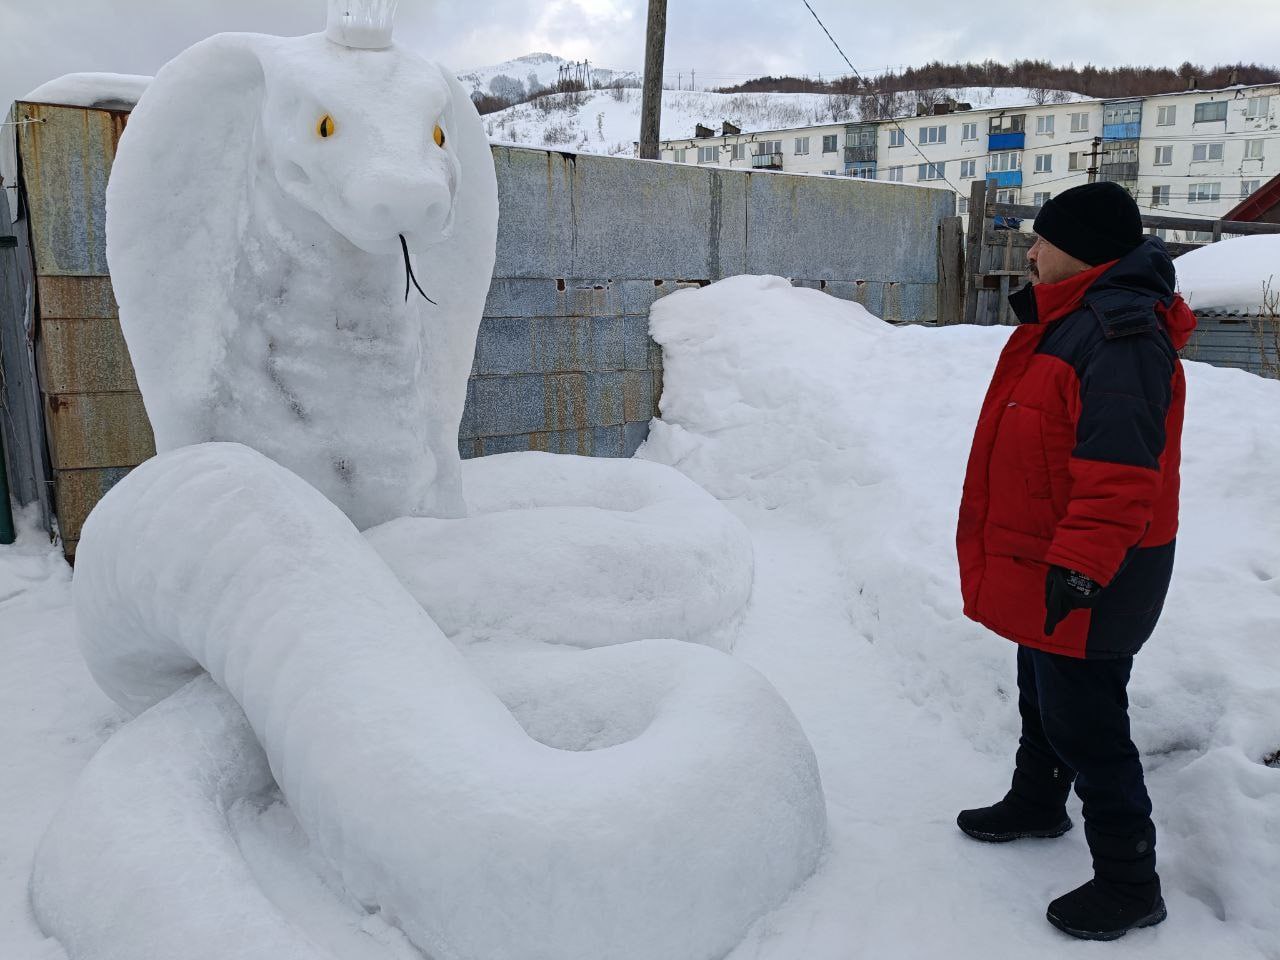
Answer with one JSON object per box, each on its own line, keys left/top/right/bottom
{"left": 1044, "top": 566, "right": 1102, "bottom": 636}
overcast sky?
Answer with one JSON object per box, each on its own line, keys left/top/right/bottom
{"left": 3, "top": 0, "right": 1280, "bottom": 109}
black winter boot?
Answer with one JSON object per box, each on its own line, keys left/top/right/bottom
{"left": 1046, "top": 877, "right": 1166, "bottom": 941}
{"left": 956, "top": 794, "right": 1073, "bottom": 843}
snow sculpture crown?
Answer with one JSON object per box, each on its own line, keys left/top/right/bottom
{"left": 326, "top": 0, "right": 398, "bottom": 49}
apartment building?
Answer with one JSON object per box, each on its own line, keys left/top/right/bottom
{"left": 655, "top": 83, "right": 1280, "bottom": 242}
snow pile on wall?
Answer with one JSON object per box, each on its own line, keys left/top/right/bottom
{"left": 642, "top": 275, "right": 1280, "bottom": 951}
{"left": 21, "top": 72, "right": 152, "bottom": 109}
{"left": 1175, "top": 234, "right": 1280, "bottom": 313}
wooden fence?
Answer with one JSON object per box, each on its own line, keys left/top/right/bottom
{"left": 947, "top": 179, "right": 1280, "bottom": 330}
{"left": 940, "top": 181, "right": 1280, "bottom": 366}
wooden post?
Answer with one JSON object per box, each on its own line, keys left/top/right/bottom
{"left": 936, "top": 216, "right": 964, "bottom": 325}
{"left": 638, "top": 0, "right": 668, "bottom": 161}
{"left": 961, "top": 178, "right": 987, "bottom": 326}
{"left": 1211, "top": 219, "right": 1224, "bottom": 243}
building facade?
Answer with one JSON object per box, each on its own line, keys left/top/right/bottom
{"left": 655, "top": 83, "right": 1280, "bottom": 242}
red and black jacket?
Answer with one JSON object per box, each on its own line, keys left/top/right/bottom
{"left": 957, "top": 238, "right": 1197, "bottom": 659}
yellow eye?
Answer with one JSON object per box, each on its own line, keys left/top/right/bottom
{"left": 317, "top": 114, "right": 336, "bottom": 138}
{"left": 433, "top": 124, "right": 446, "bottom": 148}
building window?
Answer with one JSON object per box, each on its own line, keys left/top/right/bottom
{"left": 1157, "top": 105, "right": 1176, "bottom": 126}
{"left": 822, "top": 134, "right": 839, "bottom": 153}
{"left": 1070, "top": 112, "right": 1090, "bottom": 133}
{"left": 888, "top": 165, "right": 904, "bottom": 182}
{"left": 794, "top": 136, "right": 810, "bottom": 156}
{"left": 697, "top": 146, "right": 719, "bottom": 164}
{"left": 673, "top": 148, "right": 687, "bottom": 163}
{"left": 995, "top": 188, "right": 1020, "bottom": 205}
{"left": 988, "top": 151, "right": 1022, "bottom": 173}
{"left": 1241, "top": 179, "right": 1261, "bottom": 198}
{"left": 757, "top": 140, "right": 782, "bottom": 156}
{"left": 731, "top": 143, "right": 745, "bottom": 161}
{"left": 919, "top": 125, "right": 947, "bottom": 145}
{"left": 1036, "top": 115, "right": 1055, "bottom": 135}
{"left": 962, "top": 122, "right": 978, "bottom": 141}
{"left": 1246, "top": 95, "right": 1271, "bottom": 120}
{"left": 889, "top": 128, "right": 905, "bottom": 148}
{"left": 917, "top": 162, "right": 946, "bottom": 181}
{"left": 1034, "top": 153, "right": 1053, "bottom": 173}
{"left": 1193, "top": 100, "right": 1228, "bottom": 123}
{"left": 960, "top": 159, "right": 976, "bottom": 178}
{"left": 822, "top": 169, "right": 838, "bottom": 176}
{"left": 1151, "top": 185, "right": 1170, "bottom": 206}
{"left": 958, "top": 196, "right": 969, "bottom": 215}
{"left": 1153, "top": 145, "right": 1173, "bottom": 165}
{"left": 1244, "top": 139, "right": 1265, "bottom": 160}
{"left": 851, "top": 164, "right": 876, "bottom": 179}
{"left": 1188, "top": 182, "right": 1221, "bottom": 203}
{"left": 1068, "top": 151, "right": 1086, "bottom": 171}
{"left": 989, "top": 114, "right": 1025, "bottom": 134}
{"left": 1191, "top": 142, "right": 1225, "bottom": 162}
{"left": 1033, "top": 191, "right": 1050, "bottom": 206}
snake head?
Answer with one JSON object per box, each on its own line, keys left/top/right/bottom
{"left": 260, "top": 37, "right": 461, "bottom": 256}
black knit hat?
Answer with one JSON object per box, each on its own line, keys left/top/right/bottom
{"left": 1033, "top": 182, "right": 1144, "bottom": 266}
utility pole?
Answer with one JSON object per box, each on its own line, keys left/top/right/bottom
{"left": 1087, "top": 135, "right": 1102, "bottom": 184}
{"left": 638, "top": 0, "right": 668, "bottom": 160}
{"left": 691, "top": 69, "right": 695, "bottom": 91}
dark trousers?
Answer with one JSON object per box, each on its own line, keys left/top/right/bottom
{"left": 1011, "top": 645, "right": 1157, "bottom": 885}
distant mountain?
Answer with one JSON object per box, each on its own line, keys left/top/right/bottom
{"left": 458, "top": 53, "right": 632, "bottom": 102}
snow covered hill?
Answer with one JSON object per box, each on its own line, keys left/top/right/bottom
{"left": 457, "top": 52, "right": 630, "bottom": 101}
{"left": 483, "top": 84, "right": 1087, "bottom": 156}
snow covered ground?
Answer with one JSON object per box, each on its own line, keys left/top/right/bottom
{"left": 483, "top": 85, "right": 1087, "bottom": 156}
{"left": 4, "top": 277, "right": 1278, "bottom": 958}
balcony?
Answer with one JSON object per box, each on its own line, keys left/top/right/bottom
{"left": 988, "top": 132, "right": 1025, "bottom": 151}
{"left": 1103, "top": 122, "right": 1142, "bottom": 141}
{"left": 844, "top": 145, "right": 877, "bottom": 164}
{"left": 986, "top": 170, "right": 1023, "bottom": 188}
{"left": 1100, "top": 162, "right": 1139, "bottom": 183}
{"left": 751, "top": 152, "right": 783, "bottom": 170}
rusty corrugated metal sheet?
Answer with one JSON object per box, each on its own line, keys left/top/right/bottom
{"left": 52, "top": 465, "right": 132, "bottom": 543}
{"left": 43, "top": 392, "right": 154, "bottom": 470}
{"left": 16, "top": 102, "right": 150, "bottom": 558}
{"left": 15, "top": 102, "right": 128, "bottom": 276}
{"left": 38, "top": 317, "right": 139, "bottom": 394}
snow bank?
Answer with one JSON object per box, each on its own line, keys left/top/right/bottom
{"left": 642, "top": 275, "right": 1280, "bottom": 954}
{"left": 21, "top": 73, "right": 152, "bottom": 109}
{"left": 105, "top": 31, "right": 497, "bottom": 527}
{"left": 1175, "top": 234, "right": 1280, "bottom": 313}
{"left": 367, "top": 451, "right": 753, "bottom": 648}
{"left": 42, "top": 442, "right": 825, "bottom": 960}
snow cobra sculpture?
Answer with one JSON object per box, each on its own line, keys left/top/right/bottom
{"left": 32, "top": 10, "right": 827, "bottom": 960}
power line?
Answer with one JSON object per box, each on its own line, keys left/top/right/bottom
{"left": 797, "top": 0, "right": 963, "bottom": 194}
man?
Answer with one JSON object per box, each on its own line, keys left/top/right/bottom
{"left": 955, "top": 182, "right": 1197, "bottom": 941}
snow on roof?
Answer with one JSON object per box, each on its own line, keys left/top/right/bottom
{"left": 1176, "top": 234, "right": 1280, "bottom": 314}
{"left": 21, "top": 73, "right": 153, "bottom": 110}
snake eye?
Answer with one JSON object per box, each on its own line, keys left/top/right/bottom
{"left": 433, "top": 124, "right": 446, "bottom": 148}
{"left": 317, "top": 114, "right": 336, "bottom": 138}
